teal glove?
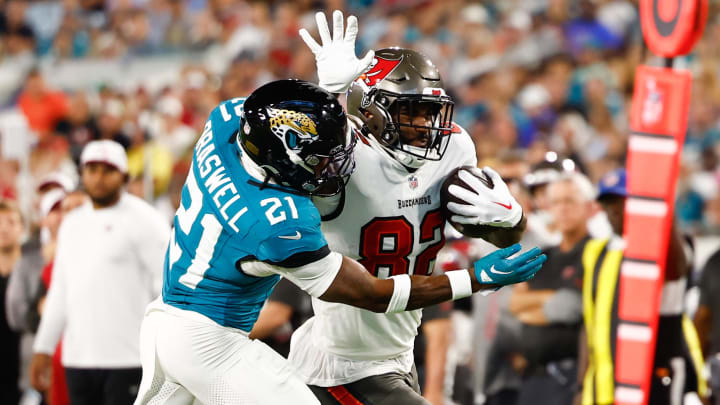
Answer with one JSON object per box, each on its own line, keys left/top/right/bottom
{"left": 473, "top": 244, "right": 546, "bottom": 286}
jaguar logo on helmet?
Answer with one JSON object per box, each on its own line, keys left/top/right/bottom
{"left": 267, "top": 108, "right": 319, "bottom": 151}
{"left": 239, "top": 79, "right": 352, "bottom": 197}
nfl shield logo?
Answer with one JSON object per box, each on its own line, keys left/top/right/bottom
{"left": 408, "top": 175, "right": 418, "bottom": 189}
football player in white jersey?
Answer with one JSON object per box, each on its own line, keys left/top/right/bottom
{"left": 282, "top": 11, "right": 544, "bottom": 405}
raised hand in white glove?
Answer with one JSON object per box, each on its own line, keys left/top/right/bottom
{"left": 299, "top": 10, "right": 375, "bottom": 94}
{"left": 447, "top": 166, "right": 524, "bottom": 228}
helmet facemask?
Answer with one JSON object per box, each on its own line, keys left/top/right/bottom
{"left": 296, "top": 125, "right": 357, "bottom": 197}
{"left": 367, "top": 89, "right": 454, "bottom": 167}
{"left": 384, "top": 91, "right": 454, "bottom": 162}
{"left": 261, "top": 106, "right": 356, "bottom": 197}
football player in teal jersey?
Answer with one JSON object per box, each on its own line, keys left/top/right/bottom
{"left": 134, "top": 79, "right": 545, "bottom": 405}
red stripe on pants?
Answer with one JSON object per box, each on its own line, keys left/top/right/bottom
{"left": 327, "top": 386, "right": 365, "bottom": 405}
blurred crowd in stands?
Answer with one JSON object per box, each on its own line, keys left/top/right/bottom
{"left": 2, "top": 0, "right": 720, "bottom": 233}
{"left": 3, "top": 0, "right": 720, "bottom": 404}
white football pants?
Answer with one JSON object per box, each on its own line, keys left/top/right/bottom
{"left": 133, "top": 299, "right": 319, "bottom": 405}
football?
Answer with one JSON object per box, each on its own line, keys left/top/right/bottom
{"left": 440, "top": 166, "right": 526, "bottom": 247}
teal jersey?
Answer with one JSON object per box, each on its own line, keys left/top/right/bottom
{"left": 162, "top": 98, "right": 329, "bottom": 332}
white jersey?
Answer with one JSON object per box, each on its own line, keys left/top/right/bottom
{"left": 289, "top": 121, "right": 476, "bottom": 386}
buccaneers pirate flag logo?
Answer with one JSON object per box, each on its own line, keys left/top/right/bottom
{"left": 360, "top": 56, "right": 402, "bottom": 87}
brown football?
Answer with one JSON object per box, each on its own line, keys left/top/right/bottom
{"left": 440, "top": 166, "right": 526, "bottom": 248}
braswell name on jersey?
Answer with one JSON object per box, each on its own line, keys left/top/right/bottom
{"left": 162, "top": 98, "right": 330, "bottom": 332}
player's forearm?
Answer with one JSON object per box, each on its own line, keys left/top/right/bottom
{"left": 403, "top": 275, "right": 453, "bottom": 311}
{"left": 394, "top": 245, "right": 547, "bottom": 312}
{"left": 334, "top": 272, "right": 488, "bottom": 313}
{"left": 405, "top": 272, "right": 496, "bottom": 311}
{"left": 320, "top": 256, "right": 496, "bottom": 313}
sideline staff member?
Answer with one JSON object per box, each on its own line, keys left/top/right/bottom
{"left": 30, "top": 141, "right": 170, "bottom": 405}
{"left": 577, "top": 168, "right": 706, "bottom": 405}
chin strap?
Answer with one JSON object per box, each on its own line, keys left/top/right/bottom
{"left": 389, "top": 146, "right": 426, "bottom": 169}
{"left": 360, "top": 125, "right": 427, "bottom": 169}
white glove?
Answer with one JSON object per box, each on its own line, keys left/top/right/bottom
{"left": 447, "top": 166, "right": 524, "bottom": 228}
{"left": 299, "top": 10, "right": 375, "bottom": 93}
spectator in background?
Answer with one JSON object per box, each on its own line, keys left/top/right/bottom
{"left": 6, "top": 171, "right": 76, "bottom": 344}
{"left": 564, "top": 0, "right": 623, "bottom": 60}
{"left": 178, "top": 67, "right": 219, "bottom": 132}
{"left": 35, "top": 171, "right": 77, "bottom": 196}
{"left": 29, "top": 140, "right": 169, "bottom": 405}
{"left": 5, "top": 188, "right": 67, "bottom": 403}
{"left": 516, "top": 83, "right": 555, "bottom": 147}
{"left": 125, "top": 117, "right": 174, "bottom": 201}
{"left": 522, "top": 158, "right": 567, "bottom": 248}
{"left": 0, "top": 200, "right": 25, "bottom": 405}
{"left": 0, "top": 23, "right": 36, "bottom": 107}
{"left": 152, "top": 160, "right": 190, "bottom": 222}
{"left": 152, "top": 95, "right": 196, "bottom": 160}
{"left": 17, "top": 70, "right": 68, "bottom": 147}
{"left": 162, "top": 0, "right": 192, "bottom": 50}
{"left": 54, "top": 91, "right": 100, "bottom": 165}
{"left": 35, "top": 189, "right": 87, "bottom": 405}
{"left": 6, "top": 189, "right": 49, "bottom": 332}
{"left": 508, "top": 172, "right": 594, "bottom": 405}
{"left": 97, "top": 98, "right": 131, "bottom": 148}
{"left": 694, "top": 246, "right": 720, "bottom": 405}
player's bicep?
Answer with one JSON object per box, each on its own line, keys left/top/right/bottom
{"left": 256, "top": 221, "right": 328, "bottom": 263}
{"left": 276, "top": 251, "right": 343, "bottom": 297}
{"left": 240, "top": 249, "right": 342, "bottom": 298}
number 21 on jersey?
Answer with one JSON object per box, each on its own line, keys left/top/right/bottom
{"left": 169, "top": 168, "right": 301, "bottom": 289}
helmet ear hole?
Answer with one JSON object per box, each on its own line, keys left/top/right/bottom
{"left": 378, "top": 95, "right": 391, "bottom": 107}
